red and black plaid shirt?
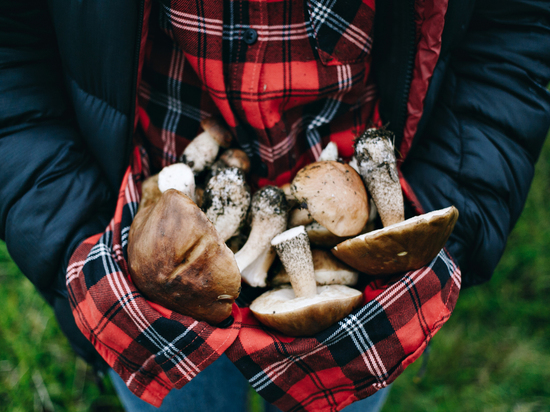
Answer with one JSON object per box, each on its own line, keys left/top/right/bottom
{"left": 67, "top": 0, "right": 459, "bottom": 410}
{"left": 138, "top": 0, "right": 377, "bottom": 185}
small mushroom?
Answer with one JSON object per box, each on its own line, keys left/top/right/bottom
{"left": 157, "top": 162, "right": 196, "bottom": 202}
{"left": 202, "top": 167, "right": 251, "bottom": 242}
{"left": 291, "top": 161, "right": 369, "bottom": 237}
{"left": 128, "top": 189, "right": 241, "bottom": 325}
{"left": 180, "top": 117, "right": 232, "bottom": 173}
{"left": 332, "top": 129, "right": 459, "bottom": 275}
{"left": 271, "top": 249, "right": 358, "bottom": 287}
{"left": 234, "top": 186, "right": 289, "bottom": 287}
{"left": 249, "top": 226, "right": 363, "bottom": 336}
{"left": 219, "top": 149, "right": 251, "bottom": 174}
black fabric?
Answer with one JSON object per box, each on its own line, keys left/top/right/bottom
{"left": 0, "top": 1, "right": 115, "bottom": 295}
{"left": 400, "top": 0, "right": 550, "bottom": 287}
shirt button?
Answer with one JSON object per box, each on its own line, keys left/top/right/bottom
{"left": 243, "top": 28, "right": 258, "bottom": 45}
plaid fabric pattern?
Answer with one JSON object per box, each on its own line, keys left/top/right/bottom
{"left": 138, "top": 0, "right": 377, "bottom": 185}
{"left": 67, "top": 148, "right": 242, "bottom": 407}
{"left": 67, "top": 148, "right": 461, "bottom": 410}
{"left": 66, "top": 0, "right": 462, "bottom": 409}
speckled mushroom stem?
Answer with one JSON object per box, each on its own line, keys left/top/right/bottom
{"left": 234, "top": 186, "right": 289, "bottom": 276}
{"left": 202, "top": 167, "right": 251, "bottom": 242}
{"left": 271, "top": 226, "right": 317, "bottom": 299}
{"left": 354, "top": 128, "right": 404, "bottom": 227}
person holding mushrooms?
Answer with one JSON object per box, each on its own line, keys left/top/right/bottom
{"left": 1, "top": 0, "right": 550, "bottom": 411}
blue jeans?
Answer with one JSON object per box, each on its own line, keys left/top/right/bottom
{"left": 109, "top": 355, "right": 391, "bottom": 411}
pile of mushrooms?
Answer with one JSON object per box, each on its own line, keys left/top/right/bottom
{"left": 128, "top": 120, "right": 458, "bottom": 335}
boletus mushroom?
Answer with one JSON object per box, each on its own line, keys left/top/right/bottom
{"left": 250, "top": 226, "right": 363, "bottom": 336}
{"left": 180, "top": 117, "right": 232, "bottom": 173}
{"left": 128, "top": 189, "right": 241, "bottom": 325}
{"left": 331, "top": 128, "right": 459, "bottom": 275}
{"left": 290, "top": 161, "right": 369, "bottom": 237}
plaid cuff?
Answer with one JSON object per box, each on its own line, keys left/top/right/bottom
{"left": 67, "top": 147, "right": 460, "bottom": 409}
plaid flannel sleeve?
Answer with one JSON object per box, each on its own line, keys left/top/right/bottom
{"left": 66, "top": 147, "right": 460, "bottom": 410}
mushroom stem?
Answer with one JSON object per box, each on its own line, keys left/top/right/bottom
{"left": 235, "top": 186, "right": 288, "bottom": 287}
{"left": 271, "top": 226, "right": 317, "bottom": 299}
{"left": 354, "top": 128, "right": 404, "bottom": 227}
{"left": 202, "top": 167, "right": 251, "bottom": 242}
{"left": 180, "top": 117, "right": 232, "bottom": 173}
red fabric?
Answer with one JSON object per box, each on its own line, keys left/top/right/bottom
{"left": 138, "top": 0, "right": 377, "bottom": 182}
{"left": 399, "top": 0, "right": 449, "bottom": 161}
{"left": 67, "top": 146, "right": 460, "bottom": 410}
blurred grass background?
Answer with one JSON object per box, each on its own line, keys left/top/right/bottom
{"left": 1, "top": 135, "right": 549, "bottom": 411}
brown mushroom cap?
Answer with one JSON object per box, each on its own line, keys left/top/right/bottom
{"left": 128, "top": 189, "right": 241, "bottom": 324}
{"left": 249, "top": 285, "right": 363, "bottom": 336}
{"left": 332, "top": 206, "right": 459, "bottom": 276}
{"left": 291, "top": 161, "right": 369, "bottom": 237}
{"left": 220, "top": 149, "right": 251, "bottom": 174}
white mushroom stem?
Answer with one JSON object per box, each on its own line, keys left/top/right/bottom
{"left": 157, "top": 163, "right": 196, "bottom": 202}
{"left": 235, "top": 186, "right": 288, "bottom": 287}
{"left": 203, "top": 167, "right": 251, "bottom": 242}
{"left": 182, "top": 130, "right": 221, "bottom": 173}
{"left": 271, "top": 226, "right": 317, "bottom": 299}
{"left": 181, "top": 117, "right": 232, "bottom": 173}
{"left": 354, "top": 128, "right": 404, "bottom": 227}
{"left": 318, "top": 141, "right": 339, "bottom": 161}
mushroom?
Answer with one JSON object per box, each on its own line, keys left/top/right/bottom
{"left": 138, "top": 174, "right": 162, "bottom": 212}
{"left": 157, "top": 162, "right": 196, "bottom": 202}
{"left": 219, "top": 149, "right": 251, "bottom": 174}
{"left": 249, "top": 226, "right": 363, "bottom": 336}
{"left": 331, "top": 128, "right": 459, "bottom": 275}
{"left": 202, "top": 167, "right": 251, "bottom": 242}
{"left": 288, "top": 207, "right": 314, "bottom": 228}
{"left": 271, "top": 249, "right": 358, "bottom": 287}
{"left": 128, "top": 189, "right": 241, "bottom": 325}
{"left": 180, "top": 117, "right": 232, "bottom": 173}
{"left": 332, "top": 206, "right": 459, "bottom": 275}
{"left": 318, "top": 141, "right": 339, "bottom": 161}
{"left": 234, "top": 186, "right": 289, "bottom": 288}
{"left": 290, "top": 161, "right": 369, "bottom": 237}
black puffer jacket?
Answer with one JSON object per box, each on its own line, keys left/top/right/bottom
{"left": 1, "top": 0, "right": 549, "bottom": 363}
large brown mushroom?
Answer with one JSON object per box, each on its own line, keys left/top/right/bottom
{"left": 128, "top": 189, "right": 241, "bottom": 325}
{"left": 250, "top": 226, "right": 363, "bottom": 336}
{"left": 332, "top": 128, "right": 459, "bottom": 275}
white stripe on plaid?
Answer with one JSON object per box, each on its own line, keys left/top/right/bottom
{"left": 307, "top": 0, "right": 373, "bottom": 53}
{"left": 139, "top": 82, "right": 209, "bottom": 123}
{"left": 249, "top": 253, "right": 458, "bottom": 393}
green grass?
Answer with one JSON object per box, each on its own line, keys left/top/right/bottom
{"left": 1, "top": 137, "right": 550, "bottom": 411}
